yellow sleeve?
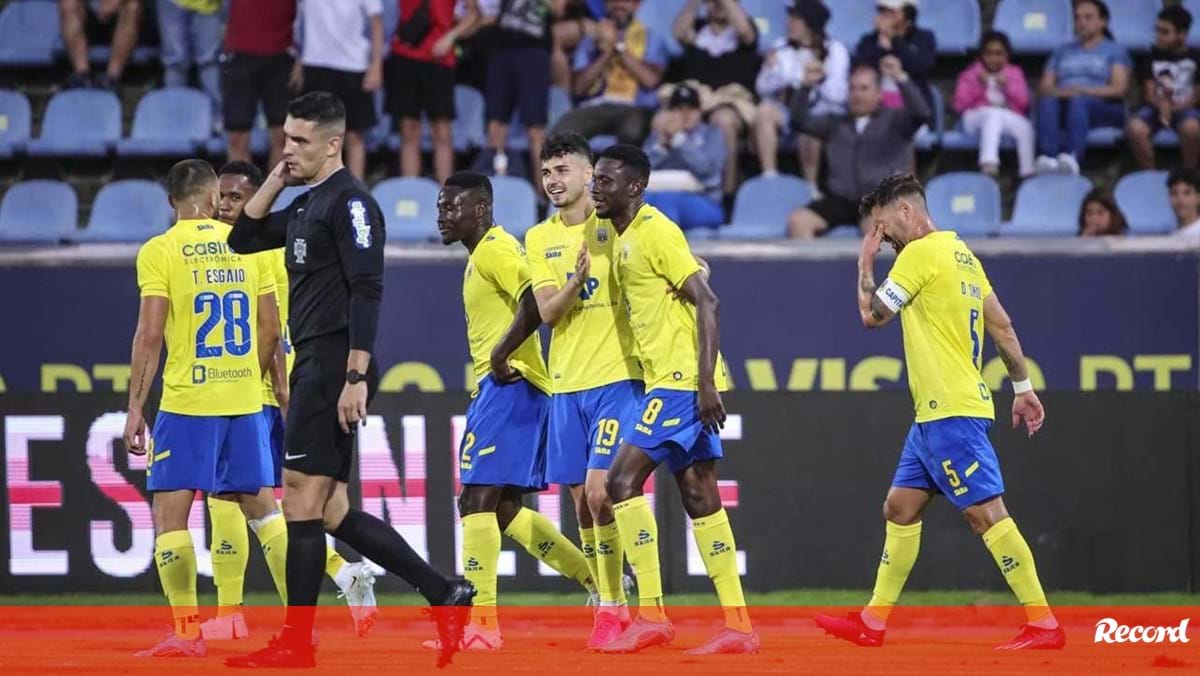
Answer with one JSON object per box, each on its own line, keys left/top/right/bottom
{"left": 647, "top": 218, "right": 702, "bottom": 289}
{"left": 482, "top": 239, "right": 533, "bottom": 303}
{"left": 886, "top": 243, "right": 931, "bottom": 298}
{"left": 136, "top": 238, "right": 169, "bottom": 298}
{"left": 255, "top": 253, "right": 276, "bottom": 297}
{"left": 524, "top": 226, "right": 557, "bottom": 292}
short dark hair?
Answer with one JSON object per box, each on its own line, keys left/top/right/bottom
{"left": 218, "top": 160, "right": 263, "bottom": 188}
{"left": 1078, "top": 188, "right": 1128, "bottom": 235}
{"left": 850, "top": 60, "right": 881, "bottom": 84}
{"left": 444, "top": 171, "right": 493, "bottom": 203}
{"left": 595, "top": 144, "right": 651, "bottom": 185}
{"left": 540, "top": 132, "right": 594, "bottom": 164}
{"left": 1168, "top": 167, "right": 1200, "bottom": 193}
{"left": 1159, "top": 5, "right": 1193, "bottom": 35}
{"left": 859, "top": 173, "right": 926, "bottom": 219}
{"left": 1074, "top": 0, "right": 1114, "bottom": 39}
{"left": 287, "top": 91, "right": 346, "bottom": 129}
{"left": 979, "top": 30, "right": 1012, "bottom": 55}
{"left": 167, "top": 158, "right": 217, "bottom": 205}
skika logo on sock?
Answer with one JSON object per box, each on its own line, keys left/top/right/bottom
{"left": 597, "top": 541, "right": 614, "bottom": 555}
{"left": 635, "top": 529, "right": 654, "bottom": 546}
{"left": 581, "top": 543, "right": 595, "bottom": 557}
{"left": 158, "top": 550, "right": 179, "bottom": 567}
{"left": 1001, "top": 555, "right": 1020, "bottom": 574}
{"left": 880, "top": 548, "right": 890, "bottom": 565}
{"left": 1094, "top": 618, "right": 1191, "bottom": 643}
{"left": 708, "top": 541, "right": 730, "bottom": 556}
{"left": 464, "top": 557, "right": 483, "bottom": 572}
{"left": 537, "top": 541, "right": 554, "bottom": 557}
{"left": 215, "top": 540, "right": 235, "bottom": 555}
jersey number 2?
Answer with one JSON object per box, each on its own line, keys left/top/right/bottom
{"left": 195, "top": 290, "right": 252, "bottom": 359}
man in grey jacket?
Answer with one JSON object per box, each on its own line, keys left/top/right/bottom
{"left": 787, "top": 57, "right": 930, "bottom": 238}
{"left": 643, "top": 84, "right": 727, "bottom": 230}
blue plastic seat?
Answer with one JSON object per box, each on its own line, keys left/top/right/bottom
{"left": 371, "top": 177, "right": 441, "bottom": 242}
{"left": 636, "top": 0, "right": 685, "bottom": 56}
{"left": 1108, "top": 1, "right": 1156, "bottom": 51}
{"left": 741, "top": 0, "right": 788, "bottom": 52}
{"left": 272, "top": 185, "right": 310, "bottom": 212}
{"left": 0, "top": 180, "right": 77, "bottom": 243}
{"left": 925, "top": 172, "right": 1001, "bottom": 237}
{"left": 81, "top": 180, "right": 173, "bottom": 242}
{"left": 921, "top": 0, "right": 981, "bottom": 54}
{"left": 589, "top": 134, "right": 618, "bottom": 153}
{"left": 1188, "top": 0, "right": 1200, "bottom": 48}
{"left": 993, "top": 0, "right": 1073, "bottom": 54}
{"left": 27, "top": 89, "right": 122, "bottom": 157}
{"left": 1086, "top": 126, "right": 1123, "bottom": 148}
{"left": 0, "top": 89, "right": 32, "bottom": 158}
{"left": 0, "top": 1, "right": 61, "bottom": 66}
{"left": 117, "top": 87, "right": 213, "bottom": 156}
{"left": 827, "top": 1, "right": 875, "bottom": 52}
{"left": 1001, "top": 173, "right": 1092, "bottom": 236}
{"left": 721, "top": 175, "right": 813, "bottom": 239}
{"left": 491, "top": 175, "right": 539, "bottom": 239}
{"left": 1114, "top": 170, "right": 1175, "bottom": 235}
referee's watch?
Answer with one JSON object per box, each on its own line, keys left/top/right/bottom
{"left": 346, "top": 369, "right": 368, "bottom": 385}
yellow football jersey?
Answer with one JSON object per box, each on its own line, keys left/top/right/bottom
{"left": 524, "top": 209, "right": 642, "bottom": 393}
{"left": 612, "top": 204, "right": 729, "bottom": 392}
{"left": 136, "top": 218, "right": 275, "bottom": 417}
{"left": 463, "top": 226, "right": 552, "bottom": 394}
{"left": 885, "top": 231, "right": 995, "bottom": 422}
{"left": 261, "top": 249, "right": 292, "bottom": 407}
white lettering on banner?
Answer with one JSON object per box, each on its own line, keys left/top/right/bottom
{"left": 450, "top": 414, "right": 516, "bottom": 576}
{"left": 86, "top": 411, "right": 153, "bottom": 578}
{"left": 358, "top": 415, "right": 428, "bottom": 575}
{"left": 687, "top": 414, "right": 746, "bottom": 577}
{"left": 6, "top": 415, "right": 68, "bottom": 575}
{"left": 1094, "top": 617, "right": 1191, "bottom": 643}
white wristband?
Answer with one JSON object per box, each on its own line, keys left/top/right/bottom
{"left": 1012, "top": 379, "right": 1033, "bottom": 394}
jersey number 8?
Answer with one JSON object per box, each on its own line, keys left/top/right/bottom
{"left": 194, "top": 290, "right": 252, "bottom": 359}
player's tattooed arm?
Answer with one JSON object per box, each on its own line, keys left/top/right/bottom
{"left": 983, "top": 293, "right": 1029, "bottom": 382}
{"left": 857, "top": 225, "right": 896, "bottom": 328}
{"left": 490, "top": 287, "right": 542, "bottom": 384}
{"left": 124, "top": 296, "right": 167, "bottom": 454}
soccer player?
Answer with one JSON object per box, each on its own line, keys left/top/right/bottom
{"left": 814, "top": 174, "right": 1065, "bottom": 650}
{"left": 124, "top": 159, "right": 281, "bottom": 658}
{"left": 590, "top": 145, "right": 758, "bottom": 655}
{"left": 435, "top": 171, "right": 597, "bottom": 650}
{"left": 489, "top": 133, "right": 640, "bottom": 649}
{"left": 226, "top": 92, "right": 473, "bottom": 669}
{"left": 206, "top": 161, "right": 379, "bottom": 640}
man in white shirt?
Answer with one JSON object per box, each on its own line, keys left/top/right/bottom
{"left": 294, "top": 0, "right": 385, "bottom": 178}
{"left": 1168, "top": 168, "right": 1200, "bottom": 237}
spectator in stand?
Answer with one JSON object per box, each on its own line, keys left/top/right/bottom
{"left": 59, "top": 0, "right": 145, "bottom": 89}
{"left": 483, "top": 0, "right": 566, "bottom": 180}
{"left": 551, "top": 0, "right": 598, "bottom": 89}
{"left": 662, "top": 0, "right": 760, "bottom": 198}
{"left": 786, "top": 60, "right": 929, "bottom": 238}
{"left": 643, "top": 84, "right": 726, "bottom": 231}
{"left": 1127, "top": 5, "right": 1200, "bottom": 170}
{"left": 223, "top": 0, "right": 298, "bottom": 169}
{"left": 853, "top": 0, "right": 936, "bottom": 110}
{"left": 294, "top": 0, "right": 384, "bottom": 179}
{"left": 387, "top": 0, "right": 480, "bottom": 184}
{"left": 550, "top": 0, "right": 668, "bottom": 146}
{"left": 156, "top": 0, "right": 222, "bottom": 124}
{"left": 754, "top": 0, "right": 848, "bottom": 189}
{"left": 1077, "top": 188, "right": 1128, "bottom": 236}
{"left": 1168, "top": 168, "right": 1200, "bottom": 237}
{"left": 953, "top": 31, "right": 1033, "bottom": 178}
{"left": 1035, "top": 0, "right": 1130, "bottom": 175}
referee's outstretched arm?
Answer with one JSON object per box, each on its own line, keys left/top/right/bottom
{"left": 228, "top": 161, "right": 290, "bottom": 253}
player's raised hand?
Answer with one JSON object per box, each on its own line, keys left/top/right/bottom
{"left": 698, "top": 383, "right": 726, "bottom": 433}
{"left": 1012, "top": 390, "right": 1045, "bottom": 438}
{"left": 337, "top": 382, "right": 369, "bottom": 434}
{"left": 124, "top": 410, "right": 147, "bottom": 455}
{"left": 860, "top": 223, "right": 884, "bottom": 263}
{"left": 575, "top": 242, "right": 591, "bottom": 282}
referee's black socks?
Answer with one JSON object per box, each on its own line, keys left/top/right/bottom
{"left": 332, "top": 508, "right": 451, "bottom": 604}
{"left": 281, "top": 518, "right": 325, "bottom": 645}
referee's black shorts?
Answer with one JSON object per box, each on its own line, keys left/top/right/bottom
{"left": 283, "top": 331, "right": 378, "bottom": 483}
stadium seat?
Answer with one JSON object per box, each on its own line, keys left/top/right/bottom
{"left": 721, "top": 174, "right": 813, "bottom": 239}
{"left": 636, "top": 0, "right": 685, "bottom": 56}
{"left": 206, "top": 114, "right": 272, "bottom": 157}
{"left": 0, "top": 89, "right": 32, "bottom": 158}
{"left": 826, "top": 225, "right": 862, "bottom": 238}
{"left": 0, "top": 1, "right": 60, "bottom": 66}
{"left": 921, "top": 0, "right": 981, "bottom": 54}
{"left": 925, "top": 172, "right": 1001, "bottom": 237}
{"left": 27, "top": 89, "right": 122, "bottom": 157}
{"left": 117, "top": 87, "right": 213, "bottom": 156}
{"left": 1108, "top": 1, "right": 1156, "bottom": 51}
{"left": 1086, "top": 126, "right": 1123, "bottom": 148}
{"left": 1002, "top": 173, "right": 1092, "bottom": 236}
{"left": 272, "top": 185, "right": 310, "bottom": 212}
{"left": 915, "top": 87, "right": 944, "bottom": 152}
{"left": 81, "top": 180, "right": 173, "bottom": 243}
{"left": 491, "top": 175, "right": 539, "bottom": 238}
{"left": 741, "top": 0, "right": 788, "bottom": 52}
{"left": 88, "top": 45, "right": 158, "bottom": 67}
{"left": 372, "top": 177, "right": 440, "bottom": 242}
{"left": 827, "top": 1, "right": 874, "bottom": 51}
{"left": 1114, "top": 170, "right": 1175, "bottom": 235}
{"left": 0, "top": 180, "right": 77, "bottom": 243}
{"left": 382, "top": 0, "right": 400, "bottom": 43}
{"left": 994, "top": 0, "right": 1073, "bottom": 53}
{"left": 1189, "top": 0, "right": 1200, "bottom": 48}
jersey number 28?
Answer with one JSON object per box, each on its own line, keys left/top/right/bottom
{"left": 194, "top": 290, "right": 252, "bottom": 359}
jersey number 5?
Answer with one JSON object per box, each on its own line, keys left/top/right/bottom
{"left": 195, "top": 290, "right": 252, "bottom": 359}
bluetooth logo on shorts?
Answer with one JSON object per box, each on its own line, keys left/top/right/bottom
{"left": 465, "top": 556, "right": 483, "bottom": 572}
{"left": 635, "top": 529, "right": 653, "bottom": 547}
{"left": 708, "top": 540, "right": 730, "bottom": 557}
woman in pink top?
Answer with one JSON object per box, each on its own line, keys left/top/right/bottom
{"left": 954, "top": 31, "right": 1034, "bottom": 177}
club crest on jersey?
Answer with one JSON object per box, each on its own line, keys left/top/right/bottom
{"left": 348, "top": 199, "right": 372, "bottom": 249}
{"left": 293, "top": 237, "right": 307, "bottom": 264}
{"left": 597, "top": 226, "right": 609, "bottom": 243}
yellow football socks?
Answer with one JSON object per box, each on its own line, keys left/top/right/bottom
{"left": 461, "top": 512, "right": 501, "bottom": 628}
{"left": 691, "top": 509, "right": 752, "bottom": 633}
{"left": 613, "top": 496, "right": 666, "bottom": 622}
{"left": 504, "top": 507, "right": 595, "bottom": 593}
{"left": 578, "top": 525, "right": 600, "bottom": 595}
{"left": 248, "top": 511, "right": 289, "bottom": 604}
{"left": 983, "top": 517, "right": 1056, "bottom": 627}
{"left": 865, "top": 520, "right": 922, "bottom": 626}
{"left": 207, "top": 497, "right": 249, "bottom": 614}
{"left": 154, "top": 530, "right": 199, "bottom": 640}
{"left": 594, "top": 521, "right": 627, "bottom": 605}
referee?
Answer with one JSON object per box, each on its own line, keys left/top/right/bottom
{"left": 225, "top": 92, "right": 473, "bottom": 668}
